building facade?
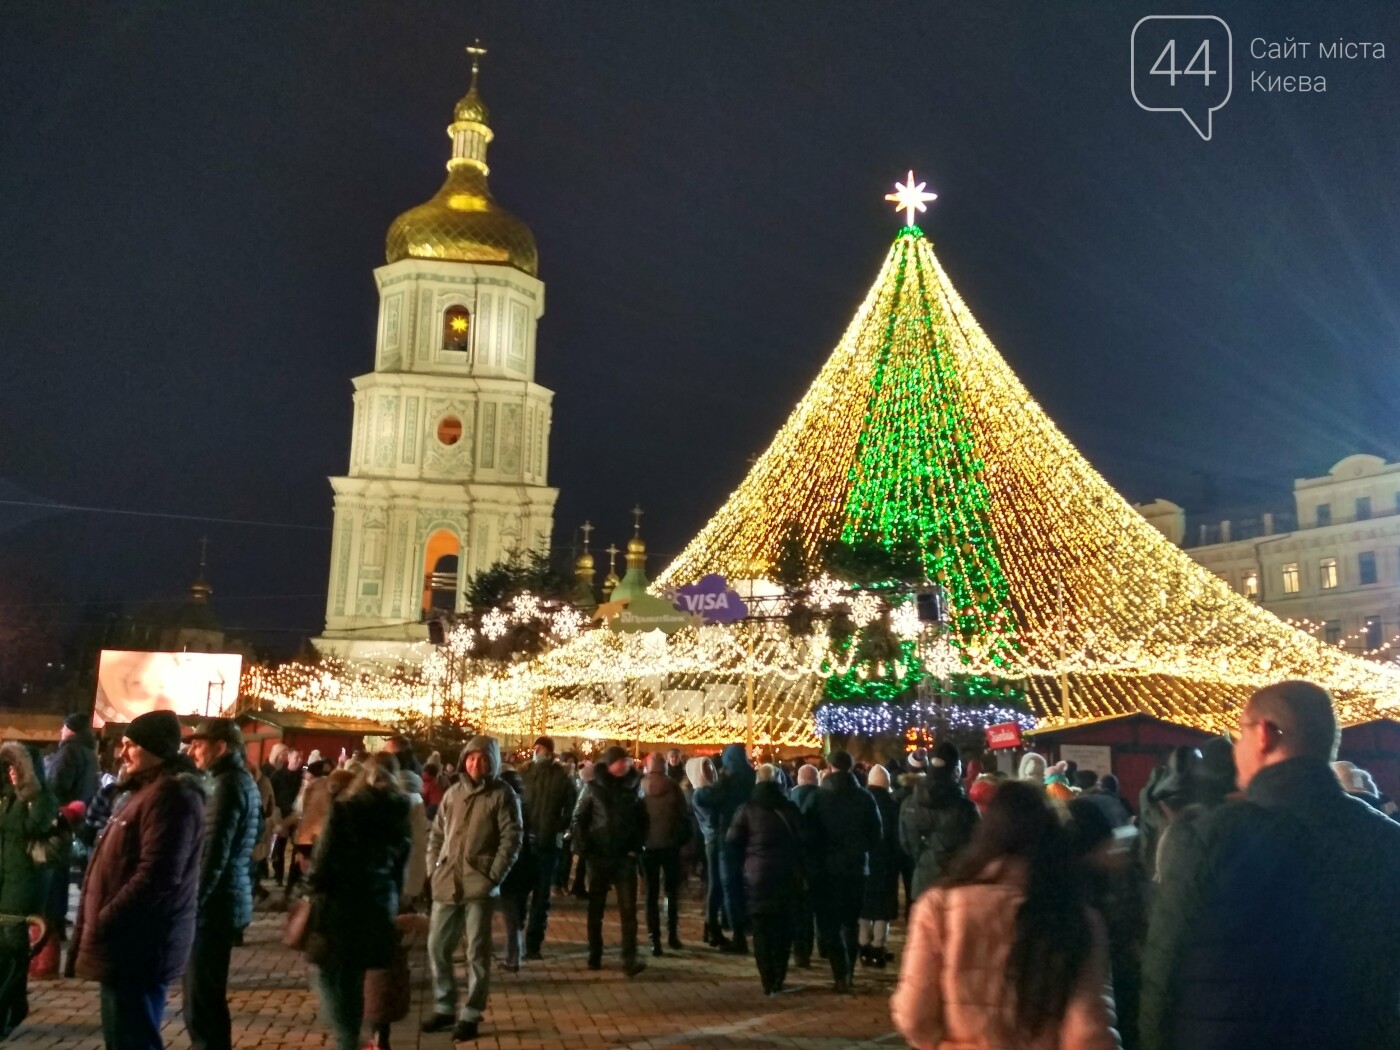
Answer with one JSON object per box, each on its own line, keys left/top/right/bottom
{"left": 320, "top": 51, "right": 557, "bottom": 653}
{"left": 1138, "top": 454, "right": 1400, "bottom": 656}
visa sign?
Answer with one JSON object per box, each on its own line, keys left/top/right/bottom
{"left": 672, "top": 574, "right": 749, "bottom": 625}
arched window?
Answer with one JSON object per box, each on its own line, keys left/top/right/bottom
{"left": 442, "top": 306, "right": 471, "bottom": 352}
{"left": 422, "top": 530, "right": 461, "bottom": 616}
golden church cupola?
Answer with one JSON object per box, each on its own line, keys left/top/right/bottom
{"left": 385, "top": 43, "right": 538, "bottom": 275}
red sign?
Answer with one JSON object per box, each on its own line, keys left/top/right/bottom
{"left": 986, "top": 722, "right": 1023, "bottom": 750}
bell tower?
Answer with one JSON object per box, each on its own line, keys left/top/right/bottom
{"left": 320, "top": 46, "right": 558, "bottom": 651}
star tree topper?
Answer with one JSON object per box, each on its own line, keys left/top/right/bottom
{"left": 885, "top": 170, "right": 938, "bottom": 226}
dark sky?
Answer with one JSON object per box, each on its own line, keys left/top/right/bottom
{"left": 3, "top": 2, "right": 1399, "bottom": 651}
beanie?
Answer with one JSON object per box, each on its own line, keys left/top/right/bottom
{"left": 931, "top": 741, "right": 960, "bottom": 769}
{"left": 599, "top": 745, "right": 629, "bottom": 766}
{"left": 867, "top": 764, "right": 890, "bottom": 789}
{"left": 63, "top": 712, "right": 90, "bottom": 735}
{"left": 533, "top": 735, "right": 556, "bottom": 753}
{"left": 827, "top": 749, "right": 853, "bottom": 772}
{"left": 124, "top": 710, "right": 182, "bottom": 762}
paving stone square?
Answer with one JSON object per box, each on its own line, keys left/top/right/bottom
{"left": 9, "top": 885, "right": 904, "bottom": 1049}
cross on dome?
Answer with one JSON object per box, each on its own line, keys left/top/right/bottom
{"left": 885, "top": 170, "right": 938, "bottom": 226}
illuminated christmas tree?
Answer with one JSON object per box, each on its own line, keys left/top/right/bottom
{"left": 657, "top": 174, "right": 1400, "bottom": 729}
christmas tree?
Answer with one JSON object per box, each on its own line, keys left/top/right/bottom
{"left": 658, "top": 174, "right": 1400, "bottom": 730}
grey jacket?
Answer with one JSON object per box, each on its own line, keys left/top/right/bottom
{"left": 426, "top": 736, "right": 523, "bottom": 903}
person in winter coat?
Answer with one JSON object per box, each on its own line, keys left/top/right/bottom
{"left": 713, "top": 743, "right": 756, "bottom": 953}
{"left": 788, "top": 763, "right": 820, "bottom": 967}
{"left": 858, "top": 764, "right": 902, "bottom": 967}
{"left": 1082, "top": 774, "right": 1133, "bottom": 828}
{"left": 397, "top": 770, "right": 429, "bottom": 904}
{"left": 495, "top": 767, "right": 531, "bottom": 972}
{"left": 184, "top": 719, "right": 261, "bottom": 1050}
{"left": 687, "top": 757, "right": 728, "bottom": 947}
{"left": 806, "top": 749, "right": 882, "bottom": 993}
{"left": 45, "top": 713, "right": 99, "bottom": 808}
{"left": 899, "top": 742, "right": 979, "bottom": 902}
{"left": 72, "top": 711, "right": 207, "bottom": 1050}
{"left": 421, "top": 736, "right": 522, "bottom": 1043}
{"left": 287, "top": 760, "right": 332, "bottom": 899}
{"left": 40, "top": 713, "right": 97, "bottom": 952}
{"left": 518, "top": 735, "right": 576, "bottom": 959}
{"left": 1068, "top": 797, "right": 1146, "bottom": 1050}
{"left": 266, "top": 744, "right": 302, "bottom": 886}
{"left": 250, "top": 763, "right": 274, "bottom": 897}
{"left": 640, "top": 751, "right": 690, "bottom": 955}
{"left": 304, "top": 752, "right": 412, "bottom": 1050}
{"left": 1141, "top": 681, "right": 1400, "bottom": 1050}
{"left": 727, "top": 774, "right": 803, "bottom": 995}
{"left": 571, "top": 746, "right": 648, "bottom": 975}
{"left": 892, "top": 780, "right": 1120, "bottom": 1050}
{"left": 0, "top": 742, "right": 57, "bottom": 1038}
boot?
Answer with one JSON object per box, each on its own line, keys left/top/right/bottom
{"left": 668, "top": 930, "right": 683, "bottom": 951}
{"left": 651, "top": 934, "right": 664, "bottom": 958}
{"left": 859, "top": 945, "right": 872, "bottom": 967}
{"left": 720, "top": 929, "right": 748, "bottom": 955}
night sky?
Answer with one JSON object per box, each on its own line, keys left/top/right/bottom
{"left": 3, "top": 2, "right": 1399, "bottom": 653}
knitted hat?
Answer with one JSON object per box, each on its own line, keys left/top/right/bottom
{"left": 599, "top": 745, "right": 629, "bottom": 766}
{"left": 867, "top": 764, "right": 890, "bottom": 789}
{"left": 124, "top": 710, "right": 182, "bottom": 762}
{"left": 63, "top": 712, "right": 90, "bottom": 734}
{"left": 931, "top": 742, "right": 960, "bottom": 769}
{"left": 827, "top": 749, "right": 853, "bottom": 772}
{"left": 533, "top": 736, "right": 556, "bottom": 753}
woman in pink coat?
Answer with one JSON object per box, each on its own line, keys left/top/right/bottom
{"left": 891, "top": 780, "right": 1120, "bottom": 1050}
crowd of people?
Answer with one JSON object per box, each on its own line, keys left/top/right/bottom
{"left": 1, "top": 677, "right": 1398, "bottom": 1049}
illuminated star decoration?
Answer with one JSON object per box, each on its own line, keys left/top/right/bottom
{"left": 450, "top": 315, "right": 469, "bottom": 333}
{"left": 885, "top": 170, "right": 937, "bottom": 226}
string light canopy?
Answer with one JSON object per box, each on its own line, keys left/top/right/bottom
{"left": 656, "top": 175, "right": 1400, "bottom": 730}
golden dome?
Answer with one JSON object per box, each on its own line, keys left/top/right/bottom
{"left": 385, "top": 166, "right": 538, "bottom": 275}
{"left": 385, "top": 43, "right": 537, "bottom": 276}
{"left": 575, "top": 550, "right": 596, "bottom": 572}
{"left": 627, "top": 536, "right": 646, "bottom": 555}
{"left": 455, "top": 86, "right": 489, "bottom": 124}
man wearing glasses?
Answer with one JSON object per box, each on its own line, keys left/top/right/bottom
{"left": 1141, "top": 680, "right": 1400, "bottom": 1050}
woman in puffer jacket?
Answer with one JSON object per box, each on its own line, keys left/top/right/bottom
{"left": 892, "top": 780, "right": 1120, "bottom": 1050}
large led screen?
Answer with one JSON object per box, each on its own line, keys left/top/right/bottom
{"left": 94, "top": 650, "right": 243, "bottom": 725}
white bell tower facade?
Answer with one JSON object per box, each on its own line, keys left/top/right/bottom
{"left": 320, "top": 46, "right": 557, "bottom": 649}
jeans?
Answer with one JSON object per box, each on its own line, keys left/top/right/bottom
{"left": 586, "top": 856, "right": 639, "bottom": 963}
{"left": 642, "top": 847, "right": 682, "bottom": 942}
{"left": 816, "top": 874, "right": 865, "bottom": 984}
{"left": 524, "top": 843, "right": 559, "bottom": 954}
{"left": 751, "top": 910, "right": 793, "bottom": 992}
{"left": 312, "top": 962, "right": 365, "bottom": 1050}
{"left": 703, "top": 838, "right": 726, "bottom": 932}
{"left": 99, "top": 982, "right": 168, "bottom": 1050}
{"left": 427, "top": 899, "right": 493, "bottom": 1022}
{"left": 184, "top": 922, "right": 238, "bottom": 1050}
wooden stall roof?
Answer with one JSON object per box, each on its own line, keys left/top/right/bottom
{"left": 0, "top": 711, "right": 69, "bottom": 743}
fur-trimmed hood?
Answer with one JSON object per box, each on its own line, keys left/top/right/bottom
{"left": 0, "top": 742, "right": 41, "bottom": 801}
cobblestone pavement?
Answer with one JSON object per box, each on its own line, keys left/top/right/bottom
{"left": 9, "top": 885, "right": 905, "bottom": 1049}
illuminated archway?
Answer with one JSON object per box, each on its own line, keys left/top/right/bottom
{"left": 422, "top": 529, "right": 461, "bottom": 616}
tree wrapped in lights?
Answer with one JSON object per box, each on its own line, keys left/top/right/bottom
{"left": 657, "top": 176, "right": 1400, "bottom": 730}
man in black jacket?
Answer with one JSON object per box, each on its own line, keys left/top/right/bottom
{"left": 1141, "top": 680, "right": 1400, "bottom": 1050}
{"left": 806, "top": 750, "right": 881, "bottom": 993}
{"left": 185, "top": 718, "right": 262, "bottom": 1050}
{"left": 41, "top": 713, "right": 99, "bottom": 958}
{"left": 570, "top": 746, "right": 648, "bottom": 975}
{"left": 519, "top": 736, "right": 576, "bottom": 960}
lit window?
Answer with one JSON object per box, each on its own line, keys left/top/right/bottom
{"left": 1316, "top": 503, "right": 1332, "bottom": 527}
{"left": 1242, "top": 573, "right": 1259, "bottom": 600}
{"left": 1359, "top": 551, "right": 1378, "bottom": 585}
{"left": 1320, "top": 557, "right": 1338, "bottom": 589}
{"left": 436, "top": 416, "right": 463, "bottom": 446}
{"left": 1282, "top": 563, "right": 1300, "bottom": 594}
{"left": 1365, "top": 615, "right": 1384, "bottom": 650}
{"left": 442, "top": 306, "right": 471, "bottom": 351}
{"left": 1324, "top": 620, "right": 1342, "bottom": 646}
{"left": 1357, "top": 496, "right": 1372, "bottom": 521}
